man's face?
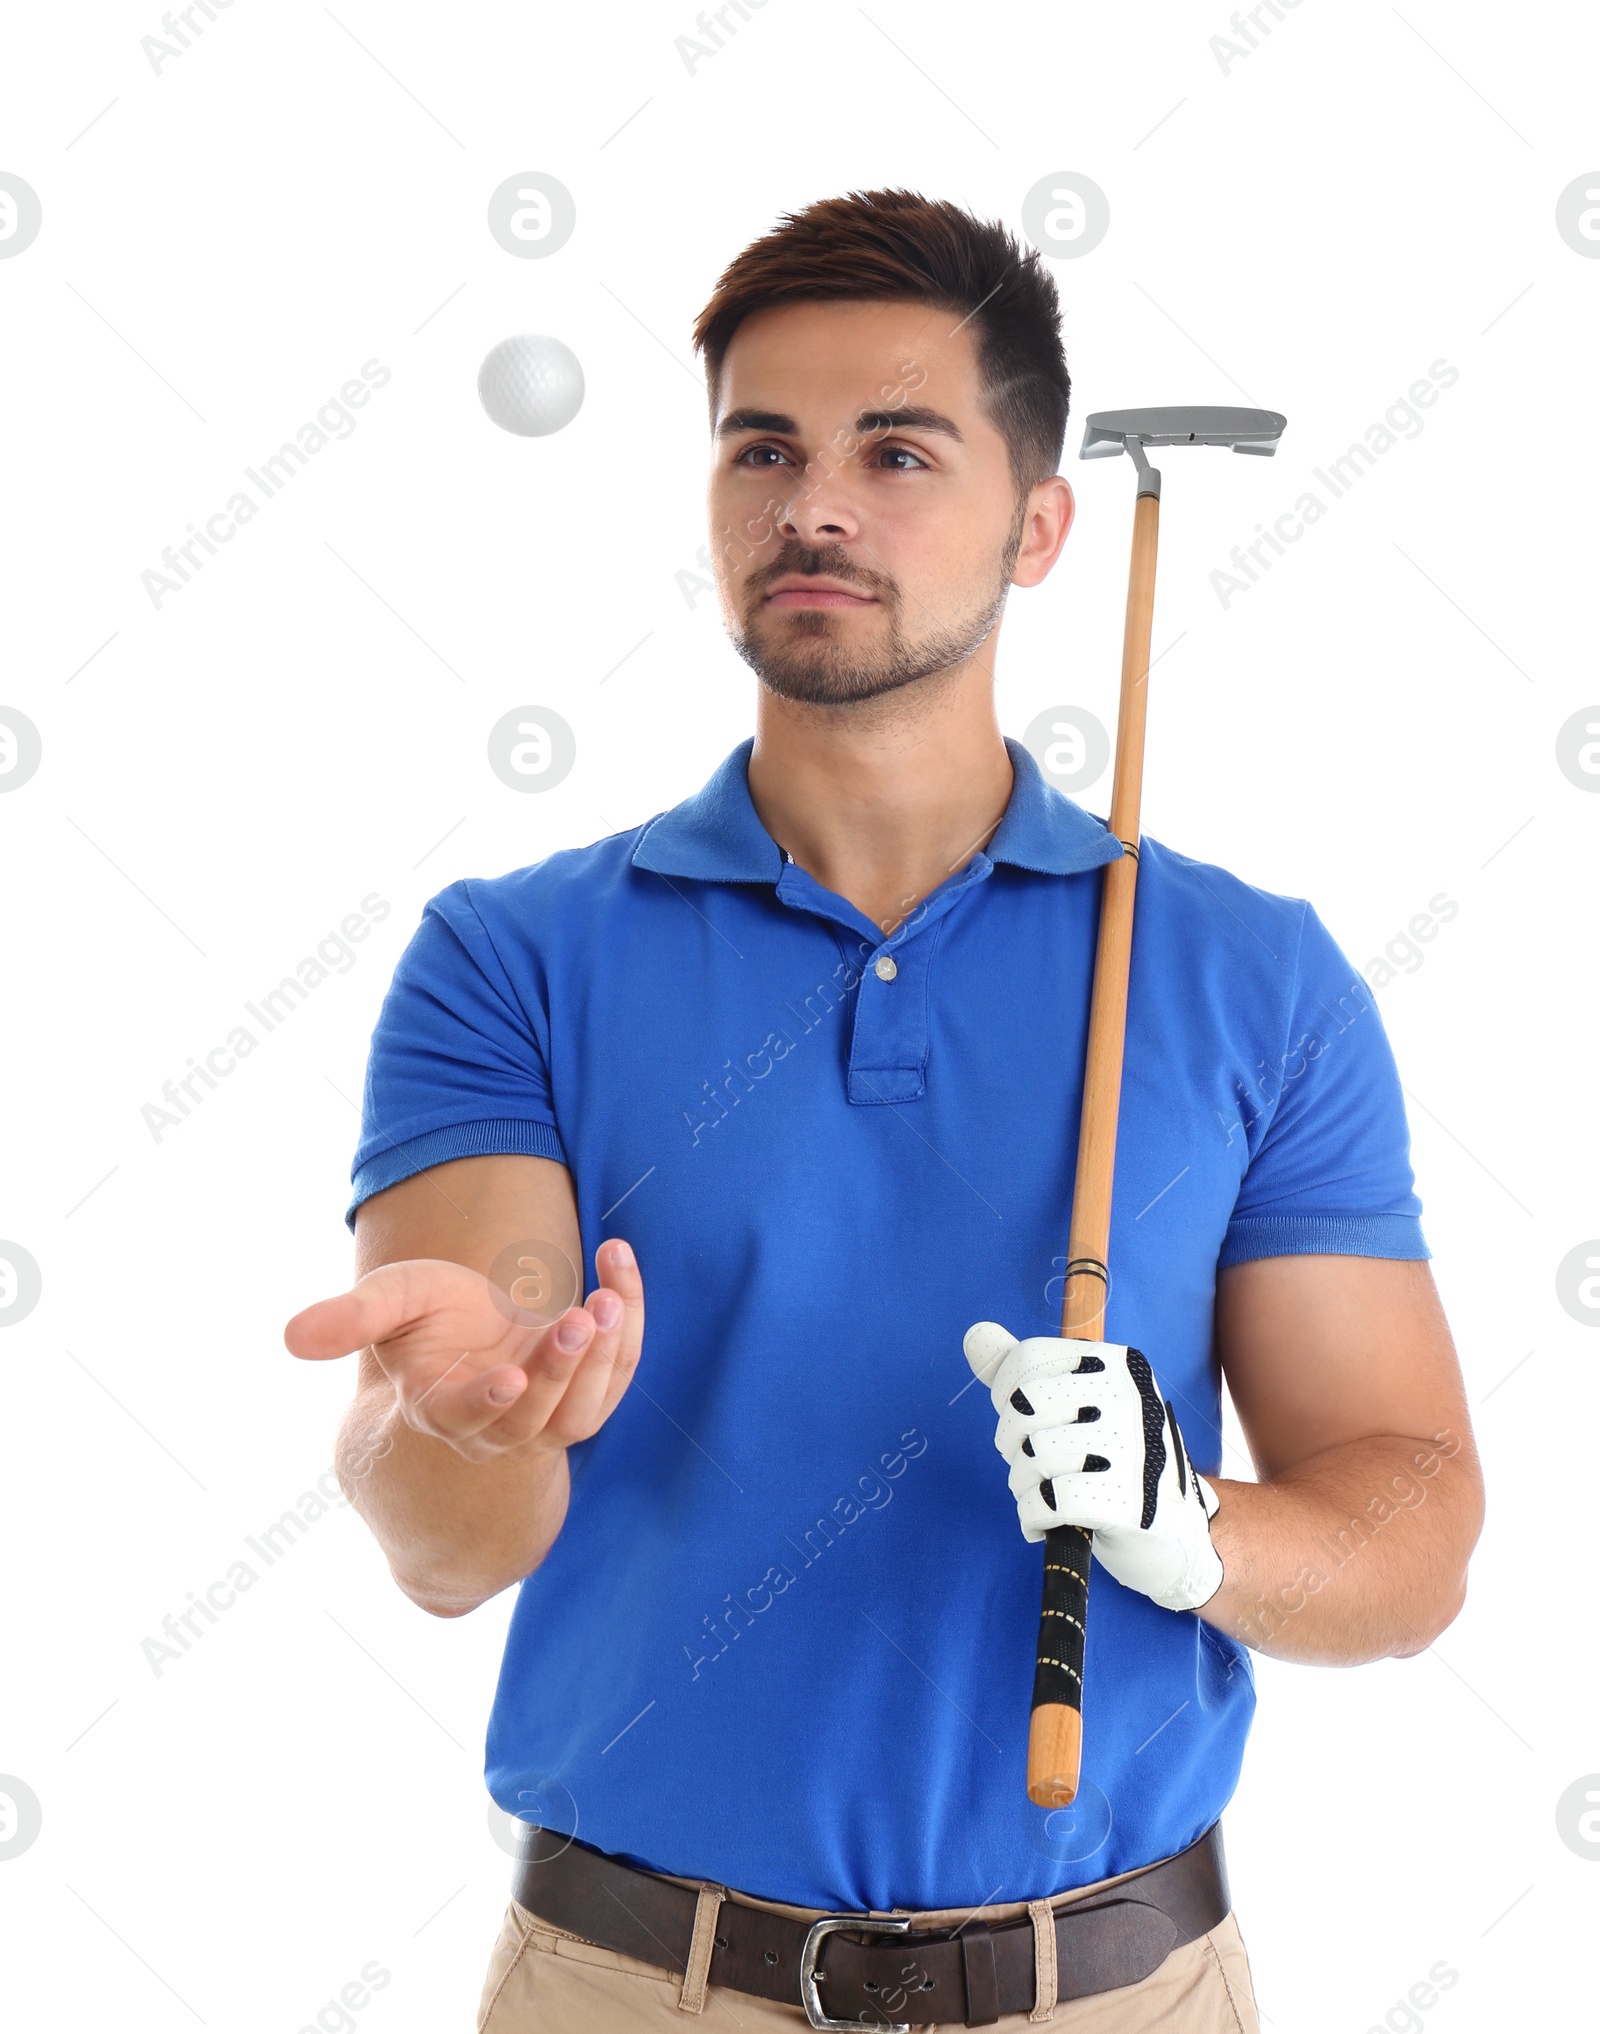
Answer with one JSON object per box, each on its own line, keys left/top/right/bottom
{"left": 706, "top": 297, "right": 1070, "bottom": 709}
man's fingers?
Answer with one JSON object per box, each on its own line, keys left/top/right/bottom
{"left": 536, "top": 1240, "right": 645, "bottom": 1442}
{"left": 480, "top": 1240, "right": 643, "bottom": 1450}
{"left": 396, "top": 1361, "right": 529, "bottom": 1457}
{"left": 284, "top": 1290, "right": 381, "bottom": 1362}
{"left": 1015, "top": 1466, "right": 1120, "bottom": 1531}
{"left": 990, "top": 1334, "right": 1118, "bottom": 1406}
{"left": 282, "top": 1259, "right": 471, "bottom": 1362}
{"left": 393, "top": 1309, "right": 589, "bottom": 1451}
{"left": 423, "top": 1358, "right": 534, "bottom": 1438}
{"left": 993, "top": 1372, "right": 1116, "bottom": 1460}
{"left": 541, "top": 1293, "right": 618, "bottom": 1440}
{"left": 1018, "top": 1429, "right": 1116, "bottom": 1482}
{"left": 457, "top": 1306, "right": 598, "bottom": 1447}
{"left": 964, "top": 1320, "right": 1018, "bottom": 1386}
{"left": 593, "top": 1239, "right": 644, "bottom": 1422}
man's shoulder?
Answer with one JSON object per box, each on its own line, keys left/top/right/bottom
{"left": 1136, "top": 832, "right": 1312, "bottom": 953}
{"left": 1133, "top": 837, "right": 1376, "bottom": 1045}
{"left": 430, "top": 819, "right": 662, "bottom": 931}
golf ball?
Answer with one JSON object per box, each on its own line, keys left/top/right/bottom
{"left": 478, "top": 334, "right": 585, "bottom": 437}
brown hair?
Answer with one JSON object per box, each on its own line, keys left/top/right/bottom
{"left": 691, "top": 188, "right": 1071, "bottom": 503}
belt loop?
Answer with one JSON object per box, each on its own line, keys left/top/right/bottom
{"left": 677, "top": 1883, "right": 726, "bottom": 2014}
{"left": 1027, "top": 1899, "right": 1057, "bottom": 2022}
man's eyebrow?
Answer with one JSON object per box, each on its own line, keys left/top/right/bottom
{"left": 715, "top": 405, "right": 964, "bottom": 443}
{"left": 857, "top": 406, "right": 964, "bottom": 442}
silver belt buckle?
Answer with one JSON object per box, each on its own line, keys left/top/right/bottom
{"left": 799, "top": 1913, "right": 911, "bottom": 2032}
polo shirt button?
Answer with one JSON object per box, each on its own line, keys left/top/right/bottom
{"left": 874, "top": 956, "right": 898, "bottom": 981}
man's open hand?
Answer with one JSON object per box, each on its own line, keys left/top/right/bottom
{"left": 284, "top": 1237, "right": 643, "bottom": 1464}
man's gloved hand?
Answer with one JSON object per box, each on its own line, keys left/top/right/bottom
{"left": 964, "top": 1323, "right": 1224, "bottom": 1614}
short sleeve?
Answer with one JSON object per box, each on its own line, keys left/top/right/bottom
{"left": 344, "top": 879, "right": 566, "bottom": 1229}
{"left": 1219, "top": 903, "right": 1428, "bottom": 1267}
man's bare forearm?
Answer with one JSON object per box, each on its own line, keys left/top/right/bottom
{"left": 1202, "top": 1428, "right": 1483, "bottom": 1664}
{"left": 337, "top": 1385, "right": 569, "bottom": 1616}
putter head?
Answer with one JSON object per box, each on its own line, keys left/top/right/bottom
{"left": 1080, "top": 405, "right": 1286, "bottom": 459}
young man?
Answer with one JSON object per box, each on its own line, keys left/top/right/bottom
{"left": 286, "top": 190, "right": 1483, "bottom": 2031}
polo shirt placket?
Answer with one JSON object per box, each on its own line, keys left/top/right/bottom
{"left": 773, "top": 854, "right": 996, "bottom": 1107}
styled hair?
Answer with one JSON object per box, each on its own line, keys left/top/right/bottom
{"left": 691, "top": 188, "right": 1071, "bottom": 502}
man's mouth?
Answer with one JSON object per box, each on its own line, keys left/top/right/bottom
{"left": 762, "top": 577, "right": 878, "bottom": 610}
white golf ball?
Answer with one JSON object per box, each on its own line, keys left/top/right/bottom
{"left": 478, "top": 334, "right": 585, "bottom": 437}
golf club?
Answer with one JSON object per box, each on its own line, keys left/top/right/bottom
{"left": 1027, "top": 404, "right": 1288, "bottom": 1809}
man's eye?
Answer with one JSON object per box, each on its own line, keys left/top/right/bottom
{"left": 732, "top": 442, "right": 927, "bottom": 471}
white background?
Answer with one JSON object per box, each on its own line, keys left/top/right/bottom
{"left": 2, "top": 2, "right": 1596, "bottom": 2029}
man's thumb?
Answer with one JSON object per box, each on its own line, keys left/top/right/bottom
{"left": 964, "top": 1320, "right": 1018, "bottom": 1388}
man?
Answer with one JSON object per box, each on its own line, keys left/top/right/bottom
{"left": 286, "top": 189, "right": 1483, "bottom": 2031}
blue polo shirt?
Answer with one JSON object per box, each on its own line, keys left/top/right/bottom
{"left": 347, "top": 736, "right": 1426, "bottom": 1912}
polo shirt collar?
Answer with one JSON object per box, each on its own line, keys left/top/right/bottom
{"left": 632, "top": 736, "right": 1122, "bottom": 882}
{"left": 986, "top": 737, "right": 1124, "bottom": 876}
{"left": 633, "top": 738, "right": 782, "bottom": 882}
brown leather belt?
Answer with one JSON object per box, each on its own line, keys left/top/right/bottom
{"left": 511, "top": 1821, "right": 1230, "bottom": 2029}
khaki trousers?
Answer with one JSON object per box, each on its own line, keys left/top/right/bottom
{"left": 476, "top": 1853, "right": 1261, "bottom": 2032}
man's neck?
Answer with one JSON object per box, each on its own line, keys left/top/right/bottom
{"left": 745, "top": 670, "right": 1013, "bottom": 939}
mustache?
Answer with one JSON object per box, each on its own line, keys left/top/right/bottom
{"left": 755, "top": 550, "right": 889, "bottom": 597}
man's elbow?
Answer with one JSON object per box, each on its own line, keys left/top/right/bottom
{"left": 411, "top": 1590, "right": 487, "bottom": 1620}
{"left": 394, "top": 1562, "right": 530, "bottom": 1619}
{"left": 1395, "top": 1486, "right": 1483, "bottom": 1654}
{"left": 1400, "top": 1456, "right": 1485, "bottom": 1653}
{"left": 1393, "top": 1568, "right": 1471, "bottom": 1655}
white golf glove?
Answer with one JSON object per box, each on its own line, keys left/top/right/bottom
{"left": 964, "top": 1323, "right": 1224, "bottom": 1614}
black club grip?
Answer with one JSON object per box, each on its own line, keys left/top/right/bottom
{"left": 1027, "top": 1524, "right": 1090, "bottom": 1805}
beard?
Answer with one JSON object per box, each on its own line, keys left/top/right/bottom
{"left": 730, "top": 496, "right": 1029, "bottom": 710}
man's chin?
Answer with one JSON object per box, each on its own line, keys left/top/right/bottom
{"left": 748, "top": 659, "right": 932, "bottom": 709}
{"left": 734, "top": 586, "right": 1008, "bottom": 710}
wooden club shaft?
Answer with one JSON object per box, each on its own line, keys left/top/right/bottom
{"left": 1027, "top": 487, "right": 1161, "bottom": 1810}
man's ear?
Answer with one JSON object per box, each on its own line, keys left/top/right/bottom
{"left": 1010, "top": 476, "right": 1075, "bottom": 588}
